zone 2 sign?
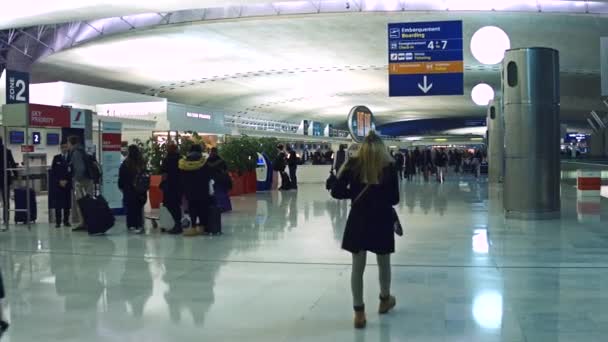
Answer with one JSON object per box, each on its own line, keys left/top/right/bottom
{"left": 5, "top": 69, "right": 30, "bottom": 104}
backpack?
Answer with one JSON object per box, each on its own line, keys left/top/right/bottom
{"left": 85, "top": 154, "right": 102, "bottom": 183}
{"left": 134, "top": 170, "right": 151, "bottom": 194}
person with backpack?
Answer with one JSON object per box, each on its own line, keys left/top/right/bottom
{"left": 118, "top": 145, "right": 149, "bottom": 234}
{"left": 68, "top": 135, "right": 97, "bottom": 232}
{"left": 330, "top": 132, "right": 399, "bottom": 329}
{"left": 286, "top": 146, "right": 299, "bottom": 190}
{"left": 160, "top": 143, "right": 183, "bottom": 234}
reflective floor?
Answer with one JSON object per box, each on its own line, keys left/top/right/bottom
{"left": 1, "top": 175, "right": 608, "bottom": 341}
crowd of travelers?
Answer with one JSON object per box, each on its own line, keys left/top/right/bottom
{"left": 390, "top": 147, "right": 486, "bottom": 183}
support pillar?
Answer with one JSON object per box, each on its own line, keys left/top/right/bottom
{"left": 487, "top": 100, "right": 504, "bottom": 183}
{"left": 503, "top": 47, "right": 560, "bottom": 219}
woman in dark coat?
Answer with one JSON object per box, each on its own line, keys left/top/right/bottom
{"left": 160, "top": 143, "right": 183, "bottom": 234}
{"left": 331, "top": 131, "right": 399, "bottom": 329}
{"left": 405, "top": 150, "right": 416, "bottom": 181}
{"left": 118, "top": 145, "right": 147, "bottom": 234}
{"left": 207, "top": 147, "right": 232, "bottom": 213}
{"left": 50, "top": 142, "right": 72, "bottom": 228}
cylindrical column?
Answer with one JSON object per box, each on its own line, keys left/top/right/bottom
{"left": 487, "top": 100, "right": 504, "bottom": 183}
{"left": 503, "top": 47, "right": 560, "bottom": 219}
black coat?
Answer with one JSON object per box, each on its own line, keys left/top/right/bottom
{"left": 118, "top": 161, "right": 147, "bottom": 204}
{"left": 160, "top": 153, "right": 182, "bottom": 205}
{"left": 0, "top": 145, "right": 17, "bottom": 188}
{"left": 331, "top": 159, "right": 399, "bottom": 254}
{"left": 51, "top": 154, "right": 72, "bottom": 209}
{"left": 179, "top": 153, "right": 211, "bottom": 202}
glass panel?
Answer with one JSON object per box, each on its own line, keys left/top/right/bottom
{"left": 362, "top": 0, "right": 403, "bottom": 11}
{"left": 319, "top": 0, "right": 360, "bottom": 13}
{"left": 403, "top": 0, "right": 448, "bottom": 11}
{"left": 587, "top": 1, "right": 608, "bottom": 13}
{"left": 538, "top": 0, "right": 588, "bottom": 13}
{"left": 241, "top": 4, "right": 278, "bottom": 17}
{"left": 203, "top": 7, "right": 242, "bottom": 20}
{"left": 274, "top": 1, "right": 318, "bottom": 14}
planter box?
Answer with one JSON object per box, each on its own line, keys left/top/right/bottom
{"left": 149, "top": 175, "right": 163, "bottom": 209}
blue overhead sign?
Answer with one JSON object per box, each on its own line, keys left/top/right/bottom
{"left": 388, "top": 20, "right": 464, "bottom": 97}
{"left": 5, "top": 69, "right": 30, "bottom": 104}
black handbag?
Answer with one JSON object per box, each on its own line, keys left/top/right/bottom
{"left": 326, "top": 170, "right": 338, "bottom": 191}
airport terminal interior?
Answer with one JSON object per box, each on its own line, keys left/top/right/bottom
{"left": 1, "top": 1, "right": 608, "bottom": 341}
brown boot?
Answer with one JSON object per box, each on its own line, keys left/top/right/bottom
{"left": 378, "top": 295, "right": 396, "bottom": 314}
{"left": 183, "top": 226, "right": 201, "bottom": 237}
{"left": 354, "top": 311, "right": 367, "bottom": 329}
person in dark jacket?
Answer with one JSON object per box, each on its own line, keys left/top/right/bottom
{"left": 275, "top": 144, "right": 291, "bottom": 190}
{"left": 160, "top": 143, "right": 183, "bottom": 234}
{"left": 179, "top": 144, "right": 211, "bottom": 236}
{"left": 287, "top": 146, "right": 299, "bottom": 190}
{"left": 422, "top": 148, "right": 434, "bottom": 182}
{"left": 118, "top": 145, "right": 147, "bottom": 234}
{"left": 0, "top": 269, "right": 8, "bottom": 336}
{"left": 51, "top": 142, "right": 72, "bottom": 228}
{"left": 0, "top": 137, "right": 17, "bottom": 226}
{"left": 405, "top": 150, "right": 415, "bottom": 181}
{"left": 434, "top": 148, "right": 448, "bottom": 183}
{"left": 394, "top": 151, "right": 405, "bottom": 180}
{"left": 413, "top": 147, "right": 422, "bottom": 179}
{"left": 330, "top": 131, "right": 399, "bottom": 329}
{"left": 333, "top": 144, "right": 347, "bottom": 172}
{"left": 207, "top": 147, "right": 232, "bottom": 213}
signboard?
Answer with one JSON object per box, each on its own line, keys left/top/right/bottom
{"left": 348, "top": 106, "right": 376, "bottom": 143}
{"left": 388, "top": 21, "right": 464, "bottom": 97}
{"left": 29, "top": 104, "right": 71, "bottom": 127}
{"left": 101, "top": 122, "right": 123, "bottom": 210}
{"left": 5, "top": 70, "right": 30, "bottom": 104}
{"left": 602, "top": 37, "right": 608, "bottom": 97}
{"left": 70, "top": 109, "right": 86, "bottom": 129}
{"left": 32, "top": 132, "right": 41, "bottom": 145}
{"left": 21, "top": 145, "right": 34, "bottom": 153}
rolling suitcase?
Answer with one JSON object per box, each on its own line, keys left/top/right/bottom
{"left": 78, "top": 194, "right": 115, "bottom": 235}
{"left": 206, "top": 205, "right": 222, "bottom": 235}
{"left": 14, "top": 188, "right": 37, "bottom": 224}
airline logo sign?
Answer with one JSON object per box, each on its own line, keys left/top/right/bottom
{"left": 388, "top": 21, "right": 464, "bottom": 97}
{"left": 70, "top": 109, "right": 86, "bottom": 129}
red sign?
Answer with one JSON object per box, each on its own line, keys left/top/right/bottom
{"left": 102, "top": 133, "right": 122, "bottom": 152}
{"left": 21, "top": 145, "right": 34, "bottom": 153}
{"left": 29, "top": 104, "right": 71, "bottom": 128}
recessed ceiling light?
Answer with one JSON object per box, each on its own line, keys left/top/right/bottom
{"left": 471, "top": 26, "right": 510, "bottom": 65}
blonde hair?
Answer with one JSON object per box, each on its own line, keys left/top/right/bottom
{"left": 352, "top": 131, "right": 392, "bottom": 184}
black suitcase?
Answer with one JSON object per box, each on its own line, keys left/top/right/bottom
{"left": 14, "top": 188, "right": 37, "bottom": 224}
{"left": 206, "top": 205, "right": 222, "bottom": 235}
{"left": 78, "top": 194, "right": 115, "bottom": 235}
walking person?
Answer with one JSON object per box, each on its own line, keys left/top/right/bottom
{"left": 68, "top": 136, "right": 96, "bottom": 232}
{"left": 207, "top": 147, "right": 232, "bottom": 213}
{"left": 119, "top": 145, "right": 149, "bottom": 234}
{"left": 434, "top": 148, "right": 448, "bottom": 183}
{"left": 394, "top": 151, "right": 405, "bottom": 180}
{"left": 330, "top": 132, "right": 399, "bottom": 329}
{"left": 275, "top": 144, "right": 291, "bottom": 190}
{"left": 405, "top": 150, "right": 415, "bottom": 181}
{"left": 287, "top": 146, "right": 299, "bottom": 190}
{"left": 422, "top": 148, "right": 434, "bottom": 182}
{"left": 472, "top": 149, "right": 483, "bottom": 178}
{"left": 160, "top": 143, "right": 183, "bottom": 234}
{"left": 0, "top": 138, "right": 17, "bottom": 227}
{"left": 413, "top": 147, "right": 422, "bottom": 180}
{"left": 179, "top": 144, "right": 212, "bottom": 236}
{"left": 333, "top": 144, "right": 347, "bottom": 172}
{"left": 50, "top": 142, "right": 72, "bottom": 228}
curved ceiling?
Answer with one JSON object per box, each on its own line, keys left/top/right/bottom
{"left": 31, "top": 10, "right": 607, "bottom": 126}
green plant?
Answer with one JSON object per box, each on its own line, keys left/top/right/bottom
{"left": 257, "top": 137, "right": 279, "bottom": 162}
{"left": 177, "top": 131, "right": 204, "bottom": 157}
{"left": 219, "top": 135, "right": 258, "bottom": 174}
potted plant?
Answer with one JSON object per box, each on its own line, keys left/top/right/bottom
{"left": 219, "top": 135, "right": 258, "bottom": 195}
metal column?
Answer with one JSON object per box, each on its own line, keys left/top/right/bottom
{"left": 487, "top": 100, "right": 504, "bottom": 183}
{"left": 503, "top": 47, "right": 561, "bottom": 220}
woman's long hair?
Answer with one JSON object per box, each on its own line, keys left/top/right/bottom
{"left": 126, "top": 145, "right": 145, "bottom": 173}
{"left": 351, "top": 131, "right": 392, "bottom": 185}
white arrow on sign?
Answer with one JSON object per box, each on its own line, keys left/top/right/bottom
{"left": 418, "top": 75, "right": 433, "bottom": 94}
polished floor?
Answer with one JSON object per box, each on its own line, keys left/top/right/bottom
{"left": 1, "top": 175, "right": 607, "bottom": 341}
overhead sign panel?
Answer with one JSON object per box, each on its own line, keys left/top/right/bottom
{"left": 388, "top": 21, "right": 464, "bottom": 97}
{"left": 5, "top": 69, "right": 30, "bottom": 104}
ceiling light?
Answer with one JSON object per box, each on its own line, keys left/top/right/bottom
{"left": 471, "top": 83, "right": 495, "bottom": 106}
{"left": 470, "top": 26, "right": 510, "bottom": 65}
